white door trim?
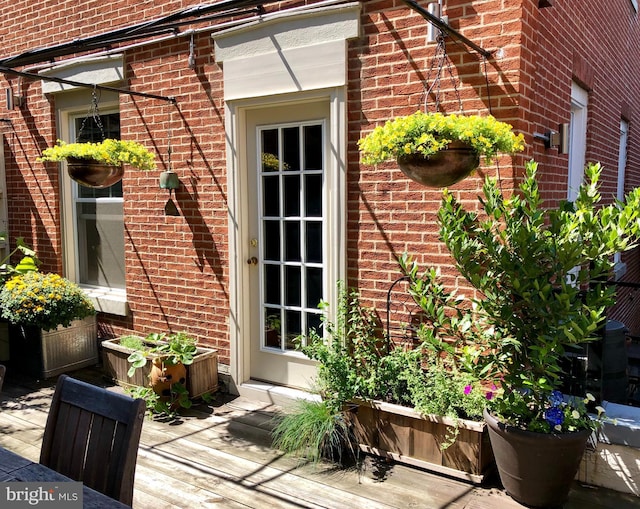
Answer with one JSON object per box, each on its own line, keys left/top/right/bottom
{"left": 225, "top": 88, "right": 346, "bottom": 399}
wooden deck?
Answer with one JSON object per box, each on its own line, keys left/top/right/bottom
{"left": 0, "top": 366, "right": 638, "bottom": 509}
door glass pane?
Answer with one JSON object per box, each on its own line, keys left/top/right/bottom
{"left": 261, "top": 129, "right": 279, "bottom": 172}
{"left": 258, "top": 122, "right": 325, "bottom": 352}
{"left": 264, "top": 309, "right": 282, "bottom": 348}
{"left": 263, "top": 176, "right": 280, "bottom": 216}
{"left": 285, "top": 266, "right": 301, "bottom": 307}
{"left": 305, "top": 174, "right": 322, "bottom": 217}
{"left": 305, "top": 222, "right": 322, "bottom": 263}
{"left": 285, "top": 310, "right": 301, "bottom": 350}
{"left": 282, "top": 127, "right": 299, "bottom": 171}
{"left": 283, "top": 175, "right": 300, "bottom": 217}
{"left": 264, "top": 264, "right": 281, "bottom": 305}
{"left": 306, "top": 267, "right": 323, "bottom": 309}
{"left": 306, "top": 312, "right": 322, "bottom": 338}
{"left": 304, "top": 125, "right": 323, "bottom": 170}
{"left": 284, "top": 221, "right": 301, "bottom": 262}
{"left": 264, "top": 221, "right": 280, "bottom": 261}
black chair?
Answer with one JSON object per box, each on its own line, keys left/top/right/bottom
{"left": 40, "top": 374, "right": 145, "bottom": 506}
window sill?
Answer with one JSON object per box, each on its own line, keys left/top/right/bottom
{"left": 82, "top": 287, "right": 129, "bottom": 316}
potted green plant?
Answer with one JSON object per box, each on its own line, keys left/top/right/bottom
{"left": 0, "top": 271, "right": 97, "bottom": 378}
{"left": 38, "top": 139, "right": 157, "bottom": 188}
{"left": 126, "top": 332, "right": 197, "bottom": 413}
{"left": 102, "top": 331, "right": 219, "bottom": 400}
{"left": 358, "top": 112, "right": 525, "bottom": 187}
{"left": 403, "top": 160, "right": 640, "bottom": 507}
{"left": 0, "top": 235, "right": 39, "bottom": 361}
{"left": 0, "top": 235, "right": 39, "bottom": 284}
{"left": 272, "top": 282, "right": 492, "bottom": 482}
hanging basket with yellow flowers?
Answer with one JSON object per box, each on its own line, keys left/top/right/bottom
{"left": 358, "top": 112, "right": 525, "bottom": 187}
{"left": 38, "top": 139, "right": 157, "bottom": 188}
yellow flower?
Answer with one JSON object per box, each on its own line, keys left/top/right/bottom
{"left": 38, "top": 139, "right": 157, "bottom": 171}
{"left": 358, "top": 111, "right": 524, "bottom": 165}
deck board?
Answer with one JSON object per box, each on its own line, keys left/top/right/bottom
{"left": 0, "top": 367, "right": 638, "bottom": 509}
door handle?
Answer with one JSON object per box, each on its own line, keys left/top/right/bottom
{"left": 247, "top": 257, "right": 258, "bottom": 265}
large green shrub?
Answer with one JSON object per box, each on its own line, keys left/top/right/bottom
{"left": 403, "top": 161, "right": 640, "bottom": 432}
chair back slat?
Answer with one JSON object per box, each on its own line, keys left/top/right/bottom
{"left": 84, "top": 416, "right": 119, "bottom": 493}
{"left": 40, "top": 375, "right": 145, "bottom": 506}
{"left": 52, "top": 407, "right": 92, "bottom": 479}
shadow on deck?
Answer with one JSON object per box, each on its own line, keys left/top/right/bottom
{"left": 0, "top": 364, "right": 638, "bottom": 509}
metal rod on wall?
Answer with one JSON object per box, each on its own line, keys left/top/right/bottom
{"left": 0, "top": 65, "right": 177, "bottom": 103}
{"left": 401, "top": 0, "right": 493, "bottom": 59}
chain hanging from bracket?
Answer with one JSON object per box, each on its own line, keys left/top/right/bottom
{"left": 421, "top": 32, "right": 463, "bottom": 114}
{"left": 167, "top": 103, "right": 173, "bottom": 173}
{"left": 76, "top": 86, "right": 106, "bottom": 142}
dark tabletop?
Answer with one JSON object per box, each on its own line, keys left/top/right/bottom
{"left": 0, "top": 446, "right": 131, "bottom": 508}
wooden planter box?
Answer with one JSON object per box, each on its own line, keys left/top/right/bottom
{"left": 9, "top": 316, "right": 98, "bottom": 379}
{"left": 347, "top": 400, "right": 493, "bottom": 484}
{"left": 101, "top": 337, "right": 219, "bottom": 398}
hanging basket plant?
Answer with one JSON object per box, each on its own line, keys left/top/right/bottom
{"left": 38, "top": 139, "right": 158, "bottom": 188}
{"left": 358, "top": 112, "right": 525, "bottom": 188}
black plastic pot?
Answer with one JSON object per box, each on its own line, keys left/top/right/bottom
{"left": 484, "top": 409, "right": 591, "bottom": 508}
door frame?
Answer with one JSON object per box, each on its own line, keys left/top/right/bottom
{"left": 225, "top": 88, "right": 347, "bottom": 398}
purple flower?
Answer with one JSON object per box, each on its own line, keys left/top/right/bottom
{"left": 464, "top": 385, "right": 472, "bottom": 395}
{"left": 544, "top": 406, "right": 564, "bottom": 427}
{"left": 485, "top": 391, "right": 493, "bottom": 401}
{"left": 549, "top": 390, "right": 564, "bottom": 407}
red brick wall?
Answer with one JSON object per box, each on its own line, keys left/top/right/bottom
{"left": 525, "top": 0, "right": 640, "bottom": 333}
{"left": 2, "top": 0, "right": 640, "bottom": 367}
{"left": 349, "top": 0, "right": 528, "bottom": 314}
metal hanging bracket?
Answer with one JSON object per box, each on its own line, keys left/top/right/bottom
{"left": 0, "top": 65, "right": 177, "bottom": 104}
{"left": 401, "top": 0, "right": 493, "bottom": 59}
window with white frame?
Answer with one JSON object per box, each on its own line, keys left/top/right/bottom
{"left": 58, "top": 93, "right": 128, "bottom": 314}
{"left": 568, "top": 83, "right": 589, "bottom": 202}
{"left": 71, "top": 111, "right": 125, "bottom": 289}
{"left": 615, "top": 119, "right": 629, "bottom": 277}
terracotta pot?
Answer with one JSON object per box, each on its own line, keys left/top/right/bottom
{"left": 67, "top": 157, "right": 124, "bottom": 188}
{"left": 396, "top": 141, "right": 480, "bottom": 188}
{"left": 484, "top": 408, "right": 591, "bottom": 508}
{"left": 150, "top": 357, "right": 187, "bottom": 398}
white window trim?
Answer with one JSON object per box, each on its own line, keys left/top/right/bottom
{"left": 614, "top": 120, "right": 629, "bottom": 279}
{"left": 40, "top": 54, "right": 124, "bottom": 94}
{"left": 568, "top": 82, "right": 589, "bottom": 202}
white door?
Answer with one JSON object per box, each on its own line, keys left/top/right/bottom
{"left": 244, "top": 101, "right": 331, "bottom": 389}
